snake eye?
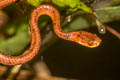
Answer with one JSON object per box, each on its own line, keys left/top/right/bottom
{"left": 66, "top": 34, "right": 71, "bottom": 38}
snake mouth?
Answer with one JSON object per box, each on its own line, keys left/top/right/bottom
{"left": 88, "top": 40, "right": 101, "bottom": 48}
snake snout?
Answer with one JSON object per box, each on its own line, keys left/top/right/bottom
{"left": 80, "top": 33, "right": 102, "bottom": 48}
{"left": 86, "top": 38, "right": 101, "bottom": 48}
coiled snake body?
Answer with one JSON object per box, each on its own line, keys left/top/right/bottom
{"left": 0, "top": 0, "right": 101, "bottom": 65}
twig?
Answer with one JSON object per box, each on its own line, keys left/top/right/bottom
{"left": 0, "top": 65, "right": 7, "bottom": 77}
{"left": 106, "top": 25, "right": 120, "bottom": 39}
{"left": 91, "top": 12, "right": 120, "bottom": 39}
{"left": 6, "top": 65, "right": 22, "bottom": 80}
{"left": 62, "top": 10, "right": 81, "bottom": 26}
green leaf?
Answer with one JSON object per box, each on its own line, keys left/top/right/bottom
{"left": 0, "top": 21, "right": 30, "bottom": 55}
{"left": 27, "top": 0, "right": 42, "bottom": 7}
{"left": 52, "top": 0, "right": 93, "bottom": 13}
{"left": 27, "top": 0, "right": 93, "bottom": 13}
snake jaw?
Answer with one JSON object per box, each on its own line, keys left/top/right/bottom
{"left": 78, "top": 39, "right": 101, "bottom": 48}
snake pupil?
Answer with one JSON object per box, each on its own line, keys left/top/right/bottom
{"left": 66, "top": 34, "right": 71, "bottom": 38}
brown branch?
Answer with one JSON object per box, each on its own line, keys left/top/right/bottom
{"left": 106, "top": 25, "right": 120, "bottom": 39}
{"left": 6, "top": 65, "right": 22, "bottom": 80}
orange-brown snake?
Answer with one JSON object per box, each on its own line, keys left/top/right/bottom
{"left": 0, "top": 0, "right": 101, "bottom": 65}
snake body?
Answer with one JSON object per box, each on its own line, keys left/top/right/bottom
{"left": 0, "top": 0, "right": 101, "bottom": 65}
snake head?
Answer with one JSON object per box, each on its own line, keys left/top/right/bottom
{"left": 70, "top": 31, "right": 102, "bottom": 48}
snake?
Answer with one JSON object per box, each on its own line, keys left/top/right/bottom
{"left": 0, "top": 0, "right": 101, "bottom": 65}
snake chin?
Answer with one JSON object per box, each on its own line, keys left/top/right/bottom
{"left": 78, "top": 39, "right": 101, "bottom": 48}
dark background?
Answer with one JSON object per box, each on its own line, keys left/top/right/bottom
{"left": 43, "top": 22, "right": 120, "bottom": 80}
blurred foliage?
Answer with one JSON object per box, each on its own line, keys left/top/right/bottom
{"left": 27, "top": 0, "right": 93, "bottom": 14}
{"left": 0, "top": 0, "right": 120, "bottom": 56}
{"left": 27, "top": 0, "right": 42, "bottom": 7}
{"left": 0, "top": 20, "right": 30, "bottom": 55}
{"left": 64, "top": 6, "right": 120, "bottom": 31}
{"left": 52, "top": 0, "right": 93, "bottom": 13}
